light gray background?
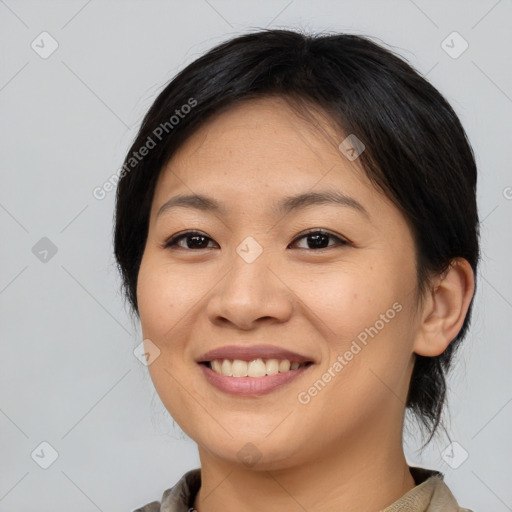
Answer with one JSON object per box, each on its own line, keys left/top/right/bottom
{"left": 1, "top": 1, "right": 511, "bottom": 510}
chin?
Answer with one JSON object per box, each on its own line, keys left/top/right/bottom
{"left": 198, "top": 433, "right": 313, "bottom": 471}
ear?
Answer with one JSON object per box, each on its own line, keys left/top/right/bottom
{"left": 413, "top": 258, "right": 475, "bottom": 357}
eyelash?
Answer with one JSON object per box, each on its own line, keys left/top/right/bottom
{"left": 163, "top": 229, "right": 349, "bottom": 251}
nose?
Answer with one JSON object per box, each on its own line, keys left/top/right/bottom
{"left": 206, "top": 249, "right": 293, "bottom": 331}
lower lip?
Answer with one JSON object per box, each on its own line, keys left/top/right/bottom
{"left": 199, "top": 363, "right": 312, "bottom": 396}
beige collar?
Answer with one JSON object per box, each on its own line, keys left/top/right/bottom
{"left": 134, "top": 466, "right": 472, "bottom": 512}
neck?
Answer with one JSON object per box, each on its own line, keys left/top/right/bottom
{"left": 193, "top": 426, "right": 415, "bottom": 512}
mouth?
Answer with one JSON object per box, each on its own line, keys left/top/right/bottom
{"left": 195, "top": 345, "right": 316, "bottom": 396}
{"left": 196, "top": 344, "right": 315, "bottom": 367}
{"left": 198, "top": 359, "right": 314, "bottom": 397}
{"left": 200, "top": 358, "right": 313, "bottom": 377}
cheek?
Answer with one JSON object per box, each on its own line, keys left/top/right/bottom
{"left": 294, "top": 259, "right": 417, "bottom": 404}
{"left": 136, "top": 261, "right": 172, "bottom": 339}
{"left": 136, "top": 258, "right": 198, "bottom": 424}
{"left": 294, "top": 273, "right": 415, "bottom": 435}
{"left": 294, "top": 263, "right": 407, "bottom": 347}
{"left": 136, "top": 256, "right": 205, "bottom": 340}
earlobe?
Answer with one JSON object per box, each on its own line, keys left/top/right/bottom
{"left": 413, "top": 258, "right": 475, "bottom": 357}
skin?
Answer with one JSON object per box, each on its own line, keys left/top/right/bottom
{"left": 136, "top": 96, "right": 475, "bottom": 511}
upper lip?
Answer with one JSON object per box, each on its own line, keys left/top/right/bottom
{"left": 196, "top": 344, "right": 314, "bottom": 363}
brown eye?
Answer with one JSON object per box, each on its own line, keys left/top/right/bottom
{"left": 289, "top": 230, "right": 348, "bottom": 250}
{"left": 164, "top": 231, "right": 217, "bottom": 250}
{"left": 163, "top": 229, "right": 348, "bottom": 251}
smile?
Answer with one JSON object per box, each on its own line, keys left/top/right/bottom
{"left": 198, "top": 359, "right": 314, "bottom": 396}
{"left": 207, "top": 358, "right": 310, "bottom": 377}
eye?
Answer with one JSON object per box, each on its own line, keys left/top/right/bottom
{"left": 164, "top": 231, "right": 218, "bottom": 250}
{"left": 289, "top": 229, "right": 349, "bottom": 250}
{"left": 163, "top": 229, "right": 349, "bottom": 251}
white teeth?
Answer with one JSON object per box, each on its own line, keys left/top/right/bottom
{"left": 266, "top": 359, "right": 279, "bottom": 375}
{"left": 211, "top": 360, "right": 223, "bottom": 373}
{"left": 208, "top": 358, "right": 309, "bottom": 377}
{"left": 221, "top": 359, "right": 232, "bottom": 376}
{"left": 279, "top": 360, "right": 291, "bottom": 372}
{"left": 248, "top": 358, "right": 266, "bottom": 377}
{"left": 232, "top": 360, "right": 248, "bottom": 377}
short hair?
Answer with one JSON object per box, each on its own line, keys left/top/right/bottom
{"left": 114, "top": 29, "right": 479, "bottom": 439}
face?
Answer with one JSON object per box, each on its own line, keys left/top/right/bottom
{"left": 137, "top": 96, "right": 422, "bottom": 470}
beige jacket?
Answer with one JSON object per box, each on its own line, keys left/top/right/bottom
{"left": 133, "top": 467, "right": 472, "bottom": 512}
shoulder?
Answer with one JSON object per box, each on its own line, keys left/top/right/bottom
{"left": 132, "top": 468, "right": 201, "bottom": 512}
{"left": 426, "top": 474, "right": 473, "bottom": 512}
{"left": 383, "top": 467, "right": 473, "bottom": 511}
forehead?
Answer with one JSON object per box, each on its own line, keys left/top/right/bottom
{"left": 153, "top": 96, "right": 377, "bottom": 207}
{"left": 172, "top": 96, "right": 346, "bottom": 166}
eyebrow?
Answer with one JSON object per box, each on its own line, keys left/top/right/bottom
{"left": 156, "top": 190, "right": 369, "bottom": 219}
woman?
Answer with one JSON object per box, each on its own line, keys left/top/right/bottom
{"left": 114, "top": 29, "right": 478, "bottom": 511}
